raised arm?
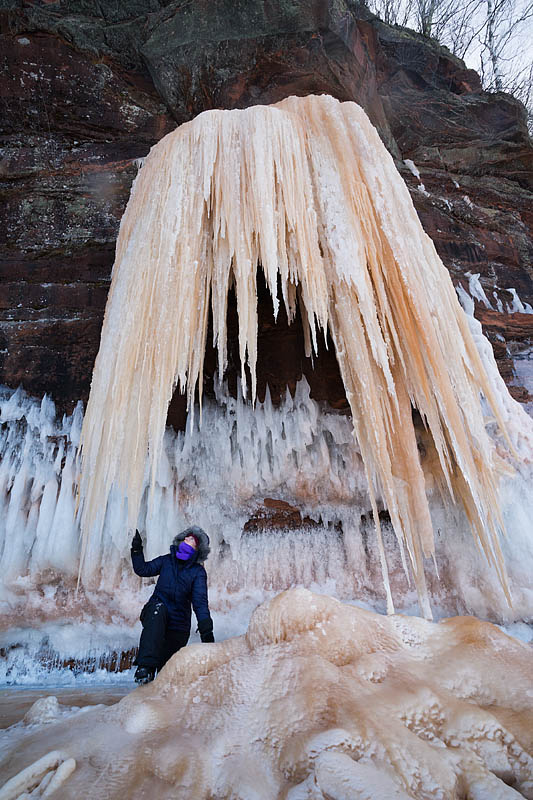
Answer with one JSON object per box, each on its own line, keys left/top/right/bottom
{"left": 130, "top": 531, "right": 165, "bottom": 578}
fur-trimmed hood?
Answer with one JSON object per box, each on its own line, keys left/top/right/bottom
{"left": 172, "top": 526, "right": 210, "bottom": 563}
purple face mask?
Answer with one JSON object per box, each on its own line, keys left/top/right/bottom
{"left": 176, "top": 541, "right": 196, "bottom": 560}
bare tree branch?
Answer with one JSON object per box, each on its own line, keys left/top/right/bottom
{"left": 366, "top": 0, "right": 533, "bottom": 133}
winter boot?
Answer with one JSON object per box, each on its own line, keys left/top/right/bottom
{"left": 134, "top": 665, "right": 155, "bottom": 684}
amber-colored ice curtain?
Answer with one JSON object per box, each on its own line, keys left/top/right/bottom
{"left": 77, "top": 94, "right": 511, "bottom": 616}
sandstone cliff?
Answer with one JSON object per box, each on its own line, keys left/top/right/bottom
{"left": 1, "top": 0, "right": 532, "bottom": 413}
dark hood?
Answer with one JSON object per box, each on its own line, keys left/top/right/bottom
{"left": 172, "top": 526, "right": 210, "bottom": 563}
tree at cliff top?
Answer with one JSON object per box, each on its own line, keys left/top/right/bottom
{"left": 367, "top": 0, "right": 533, "bottom": 129}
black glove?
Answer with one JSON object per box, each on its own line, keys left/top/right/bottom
{"left": 131, "top": 530, "right": 143, "bottom": 554}
{"left": 198, "top": 618, "right": 214, "bottom": 643}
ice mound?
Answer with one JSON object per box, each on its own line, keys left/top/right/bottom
{"left": 2, "top": 589, "right": 532, "bottom": 799}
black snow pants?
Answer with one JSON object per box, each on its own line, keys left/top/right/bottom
{"left": 135, "top": 600, "right": 190, "bottom": 670}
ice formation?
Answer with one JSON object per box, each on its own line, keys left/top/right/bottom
{"left": 2, "top": 376, "right": 532, "bottom": 679}
{"left": 1, "top": 589, "right": 532, "bottom": 800}
{"left": 78, "top": 94, "right": 518, "bottom": 617}
{"left": 459, "top": 273, "right": 533, "bottom": 315}
{"left": 2, "top": 95, "right": 533, "bottom": 682}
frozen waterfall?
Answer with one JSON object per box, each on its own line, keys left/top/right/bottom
{"left": 77, "top": 94, "right": 527, "bottom": 617}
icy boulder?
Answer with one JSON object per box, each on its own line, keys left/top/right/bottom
{"left": 1, "top": 589, "right": 532, "bottom": 799}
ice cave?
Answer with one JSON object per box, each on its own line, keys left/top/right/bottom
{"left": 1, "top": 93, "right": 532, "bottom": 798}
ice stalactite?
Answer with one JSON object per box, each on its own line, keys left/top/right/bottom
{"left": 0, "top": 386, "right": 82, "bottom": 584}
{"left": 78, "top": 94, "right": 515, "bottom": 617}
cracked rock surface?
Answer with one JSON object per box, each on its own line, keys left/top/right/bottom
{"left": 1, "top": 0, "right": 531, "bottom": 411}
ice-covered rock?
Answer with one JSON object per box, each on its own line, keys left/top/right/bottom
{"left": 1, "top": 589, "right": 532, "bottom": 799}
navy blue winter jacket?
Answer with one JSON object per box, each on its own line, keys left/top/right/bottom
{"left": 131, "top": 545, "right": 211, "bottom": 632}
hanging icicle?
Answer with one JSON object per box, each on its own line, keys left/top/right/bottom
{"left": 77, "top": 94, "right": 512, "bottom": 616}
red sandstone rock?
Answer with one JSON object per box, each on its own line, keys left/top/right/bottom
{"left": 0, "top": 1, "right": 531, "bottom": 412}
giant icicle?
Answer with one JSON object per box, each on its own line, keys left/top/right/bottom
{"left": 77, "top": 94, "right": 512, "bottom": 616}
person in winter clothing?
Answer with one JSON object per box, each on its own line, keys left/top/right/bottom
{"left": 131, "top": 526, "right": 214, "bottom": 684}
